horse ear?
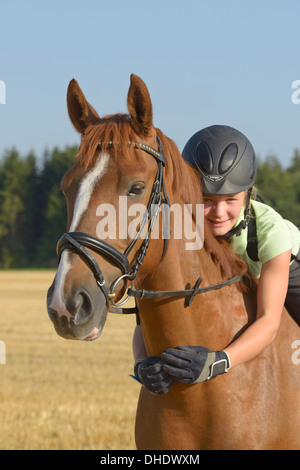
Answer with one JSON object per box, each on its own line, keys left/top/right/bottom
{"left": 127, "top": 74, "right": 153, "bottom": 136}
{"left": 67, "top": 79, "right": 100, "bottom": 134}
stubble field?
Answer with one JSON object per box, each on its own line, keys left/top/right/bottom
{"left": 0, "top": 270, "right": 139, "bottom": 450}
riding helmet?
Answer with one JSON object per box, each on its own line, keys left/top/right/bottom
{"left": 182, "top": 125, "right": 257, "bottom": 194}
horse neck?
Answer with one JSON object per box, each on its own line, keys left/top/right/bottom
{"left": 134, "top": 194, "right": 238, "bottom": 355}
{"left": 137, "top": 225, "right": 228, "bottom": 298}
{"left": 136, "top": 235, "right": 235, "bottom": 356}
{"left": 132, "top": 138, "right": 248, "bottom": 353}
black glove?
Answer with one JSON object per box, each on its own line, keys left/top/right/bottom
{"left": 161, "top": 346, "right": 230, "bottom": 384}
{"left": 131, "top": 356, "right": 174, "bottom": 395}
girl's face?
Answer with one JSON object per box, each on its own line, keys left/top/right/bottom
{"left": 203, "top": 192, "right": 245, "bottom": 236}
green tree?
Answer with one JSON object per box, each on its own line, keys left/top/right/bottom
{"left": 35, "top": 145, "right": 77, "bottom": 266}
{"left": 0, "top": 149, "right": 39, "bottom": 267}
{"left": 256, "top": 155, "right": 300, "bottom": 226}
{"left": 287, "top": 149, "right": 300, "bottom": 226}
{"left": 0, "top": 144, "right": 298, "bottom": 269}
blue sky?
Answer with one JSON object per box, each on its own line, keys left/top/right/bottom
{"left": 0, "top": 0, "right": 300, "bottom": 166}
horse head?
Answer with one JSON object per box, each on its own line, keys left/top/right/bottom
{"left": 47, "top": 74, "right": 172, "bottom": 341}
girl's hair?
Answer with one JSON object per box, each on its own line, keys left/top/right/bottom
{"left": 250, "top": 186, "right": 259, "bottom": 202}
{"left": 248, "top": 186, "right": 257, "bottom": 214}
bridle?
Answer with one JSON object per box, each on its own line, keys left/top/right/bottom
{"left": 56, "top": 135, "right": 243, "bottom": 317}
{"left": 57, "top": 136, "right": 170, "bottom": 313}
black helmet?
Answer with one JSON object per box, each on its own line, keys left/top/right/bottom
{"left": 182, "top": 125, "right": 257, "bottom": 194}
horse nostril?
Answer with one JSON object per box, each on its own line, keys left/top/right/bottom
{"left": 67, "top": 288, "right": 94, "bottom": 326}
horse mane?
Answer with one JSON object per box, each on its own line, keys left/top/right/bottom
{"left": 74, "top": 115, "right": 250, "bottom": 286}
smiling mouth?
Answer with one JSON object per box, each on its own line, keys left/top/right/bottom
{"left": 208, "top": 219, "right": 229, "bottom": 226}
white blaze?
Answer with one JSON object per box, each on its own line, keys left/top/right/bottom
{"left": 69, "top": 154, "right": 110, "bottom": 232}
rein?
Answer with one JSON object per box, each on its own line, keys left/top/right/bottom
{"left": 56, "top": 135, "right": 244, "bottom": 316}
{"left": 127, "top": 275, "right": 244, "bottom": 307}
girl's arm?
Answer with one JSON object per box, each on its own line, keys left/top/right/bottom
{"left": 132, "top": 250, "right": 291, "bottom": 385}
{"left": 224, "top": 249, "right": 291, "bottom": 367}
{"left": 132, "top": 324, "right": 147, "bottom": 361}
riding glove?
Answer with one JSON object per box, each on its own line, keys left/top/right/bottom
{"left": 161, "top": 346, "right": 230, "bottom": 384}
{"left": 131, "top": 356, "right": 174, "bottom": 394}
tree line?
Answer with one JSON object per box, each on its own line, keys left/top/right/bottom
{"left": 0, "top": 145, "right": 299, "bottom": 269}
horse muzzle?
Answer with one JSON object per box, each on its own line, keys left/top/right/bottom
{"left": 47, "top": 281, "right": 108, "bottom": 341}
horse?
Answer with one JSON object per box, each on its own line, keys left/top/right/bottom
{"left": 47, "top": 74, "right": 300, "bottom": 450}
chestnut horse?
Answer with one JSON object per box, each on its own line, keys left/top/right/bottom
{"left": 47, "top": 74, "right": 300, "bottom": 450}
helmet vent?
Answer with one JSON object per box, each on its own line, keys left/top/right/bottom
{"left": 196, "top": 141, "right": 213, "bottom": 174}
{"left": 218, "top": 143, "right": 238, "bottom": 175}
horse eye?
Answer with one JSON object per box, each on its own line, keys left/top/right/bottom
{"left": 127, "top": 183, "right": 145, "bottom": 197}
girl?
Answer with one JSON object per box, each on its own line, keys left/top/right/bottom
{"left": 132, "top": 125, "right": 300, "bottom": 394}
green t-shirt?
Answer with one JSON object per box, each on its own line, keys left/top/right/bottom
{"left": 230, "top": 200, "right": 300, "bottom": 278}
